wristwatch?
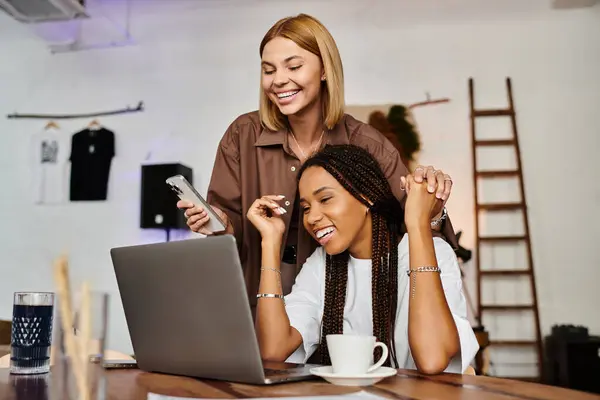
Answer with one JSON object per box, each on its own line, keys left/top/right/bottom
{"left": 430, "top": 207, "right": 447, "bottom": 228}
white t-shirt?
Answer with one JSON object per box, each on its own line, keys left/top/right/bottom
{"left": 284, "top": 236, "right": 479, "bottom": 374}
{"left": 30, "top": 127, "right": 70, "bottom": 204}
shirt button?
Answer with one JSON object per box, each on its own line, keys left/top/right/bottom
{"left": 284, "top": 201, "right": 290, "bottom": 206}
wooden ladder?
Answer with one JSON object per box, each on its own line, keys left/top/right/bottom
{"left": 468, "top": 77, "right": 543, "bottom": 381}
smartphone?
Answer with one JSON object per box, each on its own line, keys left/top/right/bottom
{"left": 165, "top": 174, "right": 227, "bottom": 233}
{"left": 102, "top": 359, "right": 138, "bottom": 369}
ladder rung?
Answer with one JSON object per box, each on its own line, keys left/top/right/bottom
{"left": 476, "top": 170, "right": 520, "bottom": 177}
{"left": 489, "top": 340, "right": 537, "bottom": 346}
{"left": 478, "top": 203, "right": 524, "bottom": 211}
{"left": 481, "top": 270, "right": 530, "bottom": 276}
{"left": 474, "top": 139, "right": 515, "bottom": 146}
{"left": 480, "top": 235, "right": 527, "bottom": 242}
{"left": 473, "top": 108, "right": 514, "bottom": 117}
{"left": 481, "top": 305, "right": 534, "bottom": 311}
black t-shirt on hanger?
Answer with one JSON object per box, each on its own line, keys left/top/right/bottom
{"left": 69, "top": 127, "right": 115, "bottom": 201}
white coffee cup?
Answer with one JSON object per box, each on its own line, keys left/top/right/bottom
{"left": 326, "top": 334, "right": 389, "bottom": 375}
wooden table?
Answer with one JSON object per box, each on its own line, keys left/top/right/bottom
{"left": 1, "top": 368, "right": 599, "bottom": 400}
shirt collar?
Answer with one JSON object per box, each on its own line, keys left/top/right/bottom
{"left": 254, "top": 114, "right": 351, "bottom": 148}
{"left": 325, "top": 117, "right": 350, "bottom": 145}
{"left": 254, "top": 127, "right": 286, "bottom": 147}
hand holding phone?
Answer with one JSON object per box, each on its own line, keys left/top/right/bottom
{"left": 166, "top": 175, "right": 228, "bottom": 234}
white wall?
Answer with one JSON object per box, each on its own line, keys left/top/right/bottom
{"left": 0, "top": 0, "right": 598, "bottom": 374}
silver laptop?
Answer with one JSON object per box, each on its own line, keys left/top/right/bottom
{"left": 110, "top": 234, "right": 320, "bottom": 385}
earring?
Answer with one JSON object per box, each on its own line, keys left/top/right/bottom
{"left": 321, "top": 76, "right": 326, "bottom": 81}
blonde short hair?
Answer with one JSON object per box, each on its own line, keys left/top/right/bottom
{"left": 258, "top": 14, "right": 345, "bottom": 132}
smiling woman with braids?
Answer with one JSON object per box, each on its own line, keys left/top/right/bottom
{"left": 246, "top": 144, "right": 478, "bottom": 374}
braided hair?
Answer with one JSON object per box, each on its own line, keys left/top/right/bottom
{"left": 297, "top": 144, "right": 404, "bottom": 368}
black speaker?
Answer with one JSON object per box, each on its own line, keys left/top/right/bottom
{"left": 564, "top": 340, "right": 600, "bottom": 393}
{"left": 543, "top": 325, "right": 600, "bottom": 394}
{"left": 140, "top": 163, "right": 193, "bottom": 230}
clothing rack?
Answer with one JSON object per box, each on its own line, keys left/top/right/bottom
{"left": 6, "top": 101, "right": 144, "bottom": 120}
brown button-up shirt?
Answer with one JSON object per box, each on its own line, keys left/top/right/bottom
{"left": 206, "top": 111, "right": 457, "bottom": 308}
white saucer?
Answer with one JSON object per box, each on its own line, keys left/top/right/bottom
{"left": 309, "top": 366, "right": 397, "bottom": 386}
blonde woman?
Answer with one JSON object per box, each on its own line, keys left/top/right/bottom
{"left": 178, "top": 14, "right": 456, "bottom": 315}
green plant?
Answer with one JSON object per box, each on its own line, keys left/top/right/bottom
{"left": 387, "top": 105, "right": 421, "bottom": 164}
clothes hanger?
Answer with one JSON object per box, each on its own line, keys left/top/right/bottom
{"left": 87, "top": 119, "right": 101, "bottom": 131}
{"left": 45, "top": 120, "right": 59, "bottom": 130}
{"left": 87, "top": 119, "right": 102, "bottom": 136}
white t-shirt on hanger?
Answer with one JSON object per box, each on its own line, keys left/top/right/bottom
{"left": 30, "top": 127, "right": 70, "bottom": 205}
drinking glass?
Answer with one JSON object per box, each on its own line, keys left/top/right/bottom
{"left": 10, "top": 292, "right": 55, "bottom": 375}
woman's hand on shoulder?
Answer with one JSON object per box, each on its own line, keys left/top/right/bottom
{"left": 403, "top": 165, "right": 452, "bottom": 220}
{"left": 401, "top": 174, "right": 442, "bottom": 231}
{"left": 246, "top": 195, "right": 287, "bottom": 242}
{"left": 412, "top": 165, "right": 453, "bottom": 203}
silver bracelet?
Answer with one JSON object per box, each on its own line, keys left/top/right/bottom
{"left": 407, "top": 266, "right": 441, "bottom": 299}
{"left": 430, "top": 207, "right": 447, "bottom": 227}
{"left": 256, "top": 293, "right": 285, "bottom": 304}
{"left": 407, "top": 266, "right": 441, "bottom": 276}
{"left": 261, "top": 267, "right": 281, "bottom": 275}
